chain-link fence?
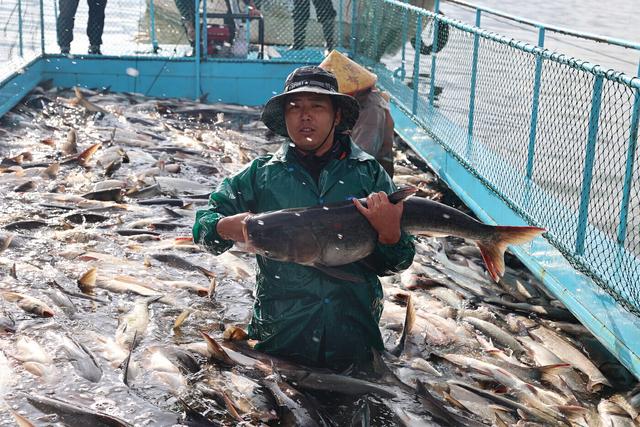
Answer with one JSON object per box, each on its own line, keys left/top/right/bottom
{"left": 0, "top": 0, "right": 353, "bottom": 70}
{"left": 356, "top": 0, "right": 640, "bottom": 314}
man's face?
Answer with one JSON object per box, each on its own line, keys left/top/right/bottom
{"left": 284, "top": 93, "right": 342, "bottom": 153}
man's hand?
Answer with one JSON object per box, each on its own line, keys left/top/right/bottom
{"left": 217, "top": 212, "right": 252, "bottom": 242}
{"left": 353, "top": 192, "right": 403, "bottom": 244}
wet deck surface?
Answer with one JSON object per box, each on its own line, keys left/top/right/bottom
{"left": 0, "top": 83, "right": 638, "bottom": 426}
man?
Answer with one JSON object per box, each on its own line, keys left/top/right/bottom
{"left": 57, "top": 0, "right": 107, "bottom": 54}
{"left": 320, "top": 50, "right": 396, "bottom": 177}
{"left": 291, "top": 0, "right": 336, "bottom": 51}
{"left": 193, "top": 66, "right": 415, "bottom": 369}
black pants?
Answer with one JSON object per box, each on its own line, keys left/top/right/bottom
{"left": 292, "top": 0, "right": 336, "bottom": 48}
{"left": 57, "top": 0, "right": 107, "bottom": 48}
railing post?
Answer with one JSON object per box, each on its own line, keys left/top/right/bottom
{"left": 194, "top": 0, "right": 201, "bottom": 100}
{"left": 54, "top": 0, "right": 59, "bottom": 45}
{"left": 393, "top": 0, "right": 409, "bottom": 80}
{"left": 350, "top": 0, "right": 358, "bottom": 56}
{"left": 428, "top": 0, "right": 441, "bottom": 106}
{"left": 412, "top": 14, "right": 422, "bottom": 115}
{"left": 149, "top": 0, "right": 159, "bottom": 53}
{"left": 370, "top": 0, "right": 381, "bottom": 60}
{"left": 338, "top": 0, "right": 343, "bottom": 49}
{"left": 39, "top": 0, "right": 45, "bottom": 54}
{"left": 18, "top": 0, "right": 24, "bottom": 57}
{"left": 575, "top": 74, "right": 604, "bottom": 256}
{"left": 466, "top": 9, "right": 482, "bottom": 156}
{"left": 202, "top": 0, "right": 207, "bottom": 60}
{"left": 525, "top": 26, "right": 546, "bottom": 180}
{"left": 616, "top": 62, "right": 640, "bottom": 247}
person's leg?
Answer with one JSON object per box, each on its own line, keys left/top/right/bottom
{"left": 57, "top": 0, "right": 80, "bottom": 52}
{"left": 313, "top": 0, "right": 335, "bottom": 50}
{"left": 291, "top": 0, "right": 310, "bottom": 49}
{"left": 87, "top": 0, "right": 107, "bottom": 53}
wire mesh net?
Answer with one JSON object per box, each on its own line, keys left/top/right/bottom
{"left": 356, "top": 0, "right": 640, "bottom": 314}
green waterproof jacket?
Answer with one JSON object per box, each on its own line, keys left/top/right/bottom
{"left": 193, "top": 136, "right": 415, "bottom": 367}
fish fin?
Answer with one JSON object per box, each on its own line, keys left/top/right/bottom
{"left": 416, "top": 380, "right": 476, "bottom": 427}
{"left": 536, "top": 363, "right": 571, "bottom": 374}
{"left": 553, "top": 405, "right": 589, "bottom": 417}
{"left": 443, "top": 392, "right": 466, "bottom": 410}
{"left": 477, "top": 226, "right": 545, "bottom": 281}
{"left": 493, "top": 412, "right": 510, "bottom": 427}
{"left": 145, "top": 295, "right": 163, "bottom": 305}
{"left": 75, "top": 143, "right": 102, "bottom": 166}
{"left": 222, "top": 392, "right": 244, "bottom": 421}
{"left": 371, "top": 350, "right": 400, "bottom": 385}
{"left": 391, "top": 295, "right": 415, "bottom": 356}
{"left": 312, "top": 264, "right": 364, "bottom": 283}
{"left": 388, "top": 186, "right": 418, "bottom": 204}
{"left": 122, "top": 330, "right": 137, "bottom": 386}
{"left": 10, "top": 409, "right": 35, "bottom": 427}
{"left": 200, "top": 330, "right": 236, "bottom": 366}
{"left": 195, "top": 266, "right": 217, "bottom": 281}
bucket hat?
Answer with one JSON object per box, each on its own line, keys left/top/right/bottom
{"left": 261, "top": 66, "right": 360, "bottom": 137}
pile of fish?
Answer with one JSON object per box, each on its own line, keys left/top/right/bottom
{"left": 0, "top": 82, "right": 638, "bottom": 426}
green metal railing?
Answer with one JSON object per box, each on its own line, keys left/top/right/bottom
{"left": 354, "top": 0, "right": 640, "bottom": 314}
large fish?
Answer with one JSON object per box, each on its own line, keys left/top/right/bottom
{"left": 23, "top": 393, "right": 131, "bottom": 427}
{"left": 242, "top": 188, "right": 544, "bottom": 281}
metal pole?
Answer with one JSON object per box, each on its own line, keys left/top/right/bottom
{"left": 202, "top": 0, "right": 207, "bottom": 60}
{"left": 350, "top": 0, "right": 357, "bottom": 55}
{"left": 616, "top": 61, "right": 640, "bottom": 247}
{"left": 525, "top": 26, "right": 546, "bottom": 180}
{"left": 393, "top": 0, "right": 409, "bottom": 80}
{"left": 195, "top": 0, "right": 201, "bottom": 100}
{"left": 338, "top": 0, "right": 343, "bottom": 49}
{"left": 575, "top": 74, "right": 603, "bottom": 256}
{"left": 54, "top": 0, "right": 59, "bottom": 46}
{"left": 370, "top": 0, "right": 381, "bottom": 59}
{"left": 428, "top": 0, "right": 441, "bottom": 105}
{"left": 412, "top": 14, "right": 422, "bottom": 115}
{"left": 39, "top": 0, "right": 45, "bottom": 54}
{"left": 466, "top": 9, "right": 482, "bottom": 156}
{"left": 18, "top": 0, "right": 24, "bottom": 57}
{"left": 150, "top": 0, "right": 159, "bottom": 53}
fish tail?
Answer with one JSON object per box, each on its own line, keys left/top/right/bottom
{"left": 388, "top": 186, "right": 418, "bottom": 204}
{"left": 477, "top": 226, "right": 545, "bottom": 281}
{"left": 391, "top": 295, "right": 415, "bottom": 356}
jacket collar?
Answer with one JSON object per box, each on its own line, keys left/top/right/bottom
{"left": 266, "top": 135, "right": 372, "bottom": 166}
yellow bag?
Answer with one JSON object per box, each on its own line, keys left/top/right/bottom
{"left": 319, "top": 50, "right": 377, "bottom": 95}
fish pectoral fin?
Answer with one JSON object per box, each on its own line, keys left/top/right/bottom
{"left": 312, "top": 264, "right": 364, "bottom": 283}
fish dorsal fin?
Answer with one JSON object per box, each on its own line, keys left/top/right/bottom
{"left": 200, "top": 331, "right": 236, "bottom": 366}
{"left": 388, "top": 186, "right": 418, "bottom": 204}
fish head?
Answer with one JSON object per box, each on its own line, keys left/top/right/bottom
{"left": 243, "top": 214, "right": 291, "bottom": 260}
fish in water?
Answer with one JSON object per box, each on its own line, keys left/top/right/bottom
{"left": 1, "top": 292, "right": 54, "bottom": 317}
{"left": 242, "top": 187, "right": 544, "bottom": 281}
{"left": 116, "top": 295, "right": 162, "bottom": 350}
{"left": 23, "top": 393, "right": 132, "bottom": 427}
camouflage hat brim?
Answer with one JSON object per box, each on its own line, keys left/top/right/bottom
{"left": 261, "top": 86, "right": 360, "bottom": 137}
